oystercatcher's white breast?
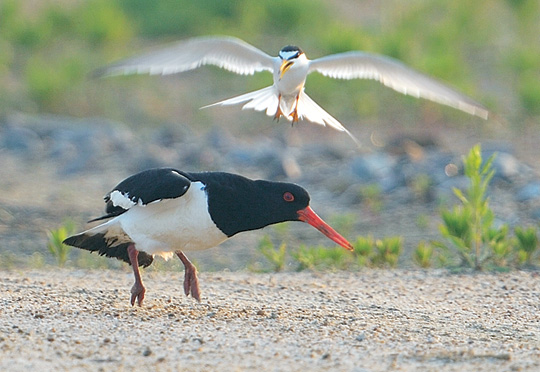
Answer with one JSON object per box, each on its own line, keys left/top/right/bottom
{"left": 117, "top": 182, "right": 228, "bottom": 259}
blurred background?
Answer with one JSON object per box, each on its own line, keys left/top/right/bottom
{"left": 0, "top": 0, "right": 539, "bottom": 270}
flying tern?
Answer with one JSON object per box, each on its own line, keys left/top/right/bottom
{"left": 95, "top": 36, "right": 488, "bottom": 143}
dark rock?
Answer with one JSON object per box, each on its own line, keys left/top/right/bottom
{"left": 205, "top": 126, "right": 234, "bottom": 152}
{"left": 530, "top": 208, "right": 540, "bottom": 220}
{"left": 491, "top": 152, "right": 520, "bottom": 181}
{"left": 349, "top": 152, "right": 401, "bottom": 192}
{"left": 516, "top": 182, "right": 540, "bottom": 202}
{"left": 1, "top": 125, "right": 44, "bottom": 157}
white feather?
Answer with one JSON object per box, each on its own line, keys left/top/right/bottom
{"left": 95, "top": 36, "right": 274, "bottom": 78}
{"left": 296, "top": 91, "right": 361, "bottom": 146}
{"left": 201, "top": 86, "right": 279, "bottom": 116}
{"left": 308, "top": 51, "right": 488, "bottom": 119}
{"left": 109, "top": 190, "right": 136, "bottom": 210}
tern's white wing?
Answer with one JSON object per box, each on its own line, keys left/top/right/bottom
{"left": 309, "top": 51, "right": 488, "bottom": 119}
{"left": 93, "top": 36, "right": 275, "bottom": 77}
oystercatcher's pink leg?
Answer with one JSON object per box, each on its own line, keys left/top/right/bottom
{"left": 176, "top": 251, "right": 201, "bottom": 302}
{"left": 127, "top": 244, "right": 145, "bottom": 306}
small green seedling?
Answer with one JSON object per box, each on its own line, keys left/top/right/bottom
{"left": 514, "top": 226, "right": 538, "bottom": 266}
{"left": 487, "top": 224, "right": 512, "bottom": 268}
{"left": 438, "top": 144, "right": 504, "bottom": 270}
{"left": 291, "top": 244, "right": 350, "bottom": 271}
{"left": 414, "top": 241, "right": 434, "bottom": 268}
{"left": 257, "top": 235, "right": 287, "bottom": 272}
{"left": 372, "top": 237, "right": 402, "bottom": 268}
{"left": 47, "top": 220, "right": 76, "bottom": 267}
{"left": 353, "top": 235, "right": 375, "bottom": 267}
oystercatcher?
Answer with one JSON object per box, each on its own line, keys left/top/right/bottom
{"left": 63, "top": 168, "right": 353, "bottom": 306}
{"left": 94, "top": 36, "right": 488, "bottom": 145}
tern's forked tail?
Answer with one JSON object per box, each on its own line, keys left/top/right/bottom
{"left": 201, "top": 86, "right": 279, "bottom": 116}
{"left": 296, "top": 90, "right": 360, "bottom": 146}
{"left": 201, "top": 87, "right": 360, "bottom": 147}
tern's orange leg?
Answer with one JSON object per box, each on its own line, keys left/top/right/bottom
{"left": 274, "top": 94, "right": 284, "bottom": 121}
{"left": 288, "top": 94, "right": 301, "bottom": 124}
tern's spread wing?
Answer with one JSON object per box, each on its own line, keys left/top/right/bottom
{"left": 93, "top": 36, "right": 275, "bottom": 77}
{"left": 309, "top": 51, "right": 488, "bottom": 119}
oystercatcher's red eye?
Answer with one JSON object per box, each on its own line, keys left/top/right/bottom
{"left": 283, "top": 192, "right": 294, "bottom": 202}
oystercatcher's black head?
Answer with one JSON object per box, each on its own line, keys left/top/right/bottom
{"left": 201, "top": 173, "right": 353, "bottom": 251}
{"left": 252, "top": 180, "right": 311, "bottom": 224}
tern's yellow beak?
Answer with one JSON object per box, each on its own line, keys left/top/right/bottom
{"left": 279, "top": 60, "right": 294, "bottom": 79}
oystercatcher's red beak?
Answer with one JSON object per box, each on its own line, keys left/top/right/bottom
{"left": 297, "top": 206, "right": 354, "bottom": 251}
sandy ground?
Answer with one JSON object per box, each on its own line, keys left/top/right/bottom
{"left": 0, "top": 269, "right": 539, "bottom": 371}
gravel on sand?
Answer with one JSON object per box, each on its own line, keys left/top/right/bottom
{"left": 0, "top": 269, "right": 539, "bottom": 371}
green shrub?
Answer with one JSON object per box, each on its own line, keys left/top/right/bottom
{"left": 514, "top": 226, "right": 538, "bottom": 266}
{"left": 414, "top": 241, "right": 434, "bottom": 268}
{"left": 352, "top": 235, "right": 403, "bottom": 268}
{"left": 487, "top": 224, "right": 513, "bottom": 267}
{"left": 291, "top": 244, "right": 350, "bottom": 271}
{"left": 437, "top": 144, "right": 502, "bottom": 269}
{"left": 256, "top": 232, "right": 404, "bottom": 272}
{"left": 353, "top": 235, "right": 374, "bottom": 267}
{"left": 372, "top": 237, "right": 402, "bottom": 268}
{"left": 433, "top": 144, "right": 540, "bottom": 271}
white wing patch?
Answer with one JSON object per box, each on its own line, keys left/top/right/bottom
{"left": 109, "top": 190, "right": 137, "bottom": 210}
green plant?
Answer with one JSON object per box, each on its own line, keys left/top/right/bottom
{"left": 47, "top": 220, "right": 76, "bottom": 267}
{"left": 29, "top": 252, "right": 45, "bottom": 269}
{"left": 291, "top": 244, "right": 350, "bottom": 271}
{"left": 291, "top": 244, "right": 317, "bottom": 271}
{"left": 487, "top": 224, "right": 513, "bottom": 267}
{"left": 514, "top": 226, "right": 538, "bottom": 266}
{"left": 434, "top": 145, "right": 540, "bottom": 271}
{"left": 257, "top": 235, "right": 287, "bottom": 272}
{"left": 353, "top": 235, "right": 374, "bottom": 267}
{"left": 372, "top": 237, "right": 402, "bottom": 268}
{"left": 414, "top": 241, "right": 434, "bottom": 268}
{"left": 0, "top": 251, "right": 17, "bottom": 270}
{"left": 438, "top": 144, "right": 506, "bottom": 270}
{"left": 351, "top": 235, "right": 403, "bottom": 268}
